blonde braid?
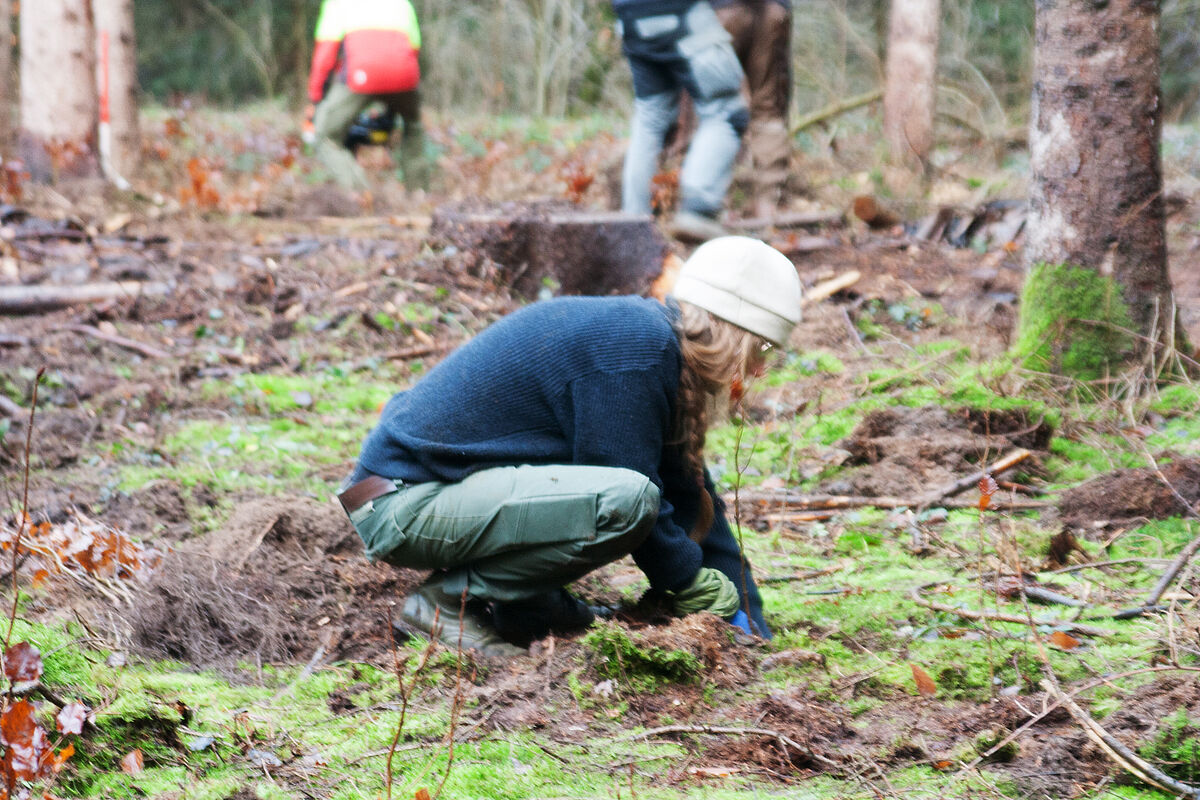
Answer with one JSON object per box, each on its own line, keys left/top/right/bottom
{"left": 673, "top": 301, "right": 765, "bottom": 483}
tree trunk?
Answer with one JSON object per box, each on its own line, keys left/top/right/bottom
{"left": 1017, "top": 0, "right": 1183, "bottom": 380}
{"left": 882, "top": 0, "right": 940, "bottom": 166}
{"left": 94, "top": 0, "right": 139, "bottom": 181}
{"left": 18, "top": 0, "right": 99, "bottom": 181}
{"left": 0, "top": 0, "right": 13, "bottom": 149}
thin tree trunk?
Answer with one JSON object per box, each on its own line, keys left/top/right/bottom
{"left": 1020, "top": 0, "right": 1182, "bottom": 376}
{"left": 94, "top": 0, "right": 139, "bottom": 181}
{"left": 882, "top": 0, "right": 940, "bottom": 166}
{"left": 18, "top": 0, "right": 98, "bottom": 180}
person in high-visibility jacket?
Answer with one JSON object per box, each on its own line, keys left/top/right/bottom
{"left": 305, "top": 0, "right": 432, "bottom": 191}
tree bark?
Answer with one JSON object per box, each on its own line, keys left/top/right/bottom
{"left": 18, "top": 0, "right": 99, "bottom": 181}
{"left": 1020, "top": 0, "right": 1183, "bottom": 377}
{"left": 882, "top": 0, "right": 940, "bottom": 165}
{"left": 0, "top": 0, "right": 13, "bottom": 149}
{"left": 94, "top": 0, "right": 140, "bottom": 180}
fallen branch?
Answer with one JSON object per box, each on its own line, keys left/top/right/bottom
{"left": 1043, "top": 558, "right": 1169, "bottom": 576}
{"left": 733, "top": 209, "right": 845, "bottom": 231}
{"left": 802, "top": 271, "right": 861, "bottom": 306}
{"left": 1041, "top": 679, "right": 1200, "bottom": 799}
{"left": 1020, "top": 584, "right": 1087, "bottom": 608}
{"left": 732, "top": 491, "right": 1047, "bottom": 512}
{"left": 383, "top": 343, "right": 452, "bottom": 362}
{"left": 772, "top": 235, "right": 842, "bottom": 255}
{"left": 1116, "top": 526, "right": 1200, "bottom": 619}
{"left": 759, "top": 565, "right": 845, "bottom": 584}
{"left": 910, "top": 584, "right": 1112, "bottom": 637}
{"left": 792, "top": 89, "right": 883, "bottom": 135}
{"left": 920, "top": 448, "right": 1033, "bottom": 507}
{"left": 0, "top": 281, "right": 169, "bottom": 313}
{"left": 1117, "top": 456, "right": 1200, "bottom": 619}
{"left": 54, "top": 324, "right": 172, "bottom": 359}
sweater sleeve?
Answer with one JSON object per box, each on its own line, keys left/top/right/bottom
{"left": 565, "top": 369, "right": 704, "bottom": 593}
{"left": 698, "top": 476, "right": 771, "bottom": 637}
{"left": 308, "top": 39, "right": 342, "bottom": 103}
{"left": 308, "top": 0, "right": 345, "bottom": 103}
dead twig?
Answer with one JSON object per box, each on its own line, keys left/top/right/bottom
{"left": 1041, "top": 679, "right": 1200, "bottom": 799}
{"left": 733, "top": 209, "right": 846, "bottom": 231}
{"left": 920, "top": 448, "right": 1033, "bottom": 508}
{"left": 732, "top": 491, "right": 1046, "bottom": 512}
{"left": 7, "top": 368, "right": 42, "bottom": 649}
{"left": 802, "top": 271, "right": 861, "bottom": 307}
{"left": 759, "top": 565, "right": 845, "bottom": 584}
{"left": 383, "top": 343, "right": 452, "bottom": 362}
{"left": 840, "top": 307, "right": 869, "bottom": 354}
{"left": 1116, "top": 529, "right": 1200, "bottom": 618}
{"left": 0, "top": 281, "right": 168, "bottom": 313}
{"left": 1042, "top": 558, "right": 1169, "bottom": 576}
{"left": 792, "top": 89, "right": 883, "bottom": 135}
{"left": 54, "top": 324, "right": 172, "bottom": 360}
{"left": 1117, "top": 452, "right": 1200, "bottom": 619}
{"left": 910, "top": 583, "right": 1112, "bottom": 637}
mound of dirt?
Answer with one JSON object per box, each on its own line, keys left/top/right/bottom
{"left": 826, "top": 406, "right": 1052, "bottom": 497}
{"left": 128, "top": 495, "right": 425, "bottom": 668}
{"left": 705, "top": 689, "right": 856, "bottom": 774}
{"left": 1058, "top": 458, "right": 1200, "bottom": 527}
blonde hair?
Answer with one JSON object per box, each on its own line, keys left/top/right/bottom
{"left": 673, "top": 301, "right": 766, "bottom": 483}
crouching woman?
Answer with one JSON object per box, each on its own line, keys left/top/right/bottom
{"left": 337, "top": 236, "right": 802, "bottom": 656}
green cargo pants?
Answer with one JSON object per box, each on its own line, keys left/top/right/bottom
{"left": 347, "top": 464, "right": 660, "bottom": 603}
{"left": 312, "top": 81, "right": 429, "bottom": 191}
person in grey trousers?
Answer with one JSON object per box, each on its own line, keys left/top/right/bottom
{"left": 614, "top": 0, "right": 748, "bottom": 242}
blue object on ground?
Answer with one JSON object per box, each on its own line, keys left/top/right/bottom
{"left": 728, "top": 609, "right": 752, "bottom": 635}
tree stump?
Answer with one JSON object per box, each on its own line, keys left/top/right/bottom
{"left": 430, "top": 200, "right": 668, "bottom": 298}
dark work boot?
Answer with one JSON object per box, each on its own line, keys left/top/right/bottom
{"left": 398, "top": 580, "right": 525, "bottom": 657}
{"left": 490, "top": 588, "right": 597, "bottom": 647}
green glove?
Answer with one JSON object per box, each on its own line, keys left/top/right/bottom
{"left": 670, "top": 567, "right": 740, "bottom": 618}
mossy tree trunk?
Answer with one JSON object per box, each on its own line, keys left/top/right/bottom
{"left": 882, "top": 0, "right": 940, "bottom": 166}
{"left": 1019, "top": 0, "right": 1184, "bottom": 380}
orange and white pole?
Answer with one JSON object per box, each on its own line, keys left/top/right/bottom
{"left": 97, "top": 29, "right": 130, "bottom": 189}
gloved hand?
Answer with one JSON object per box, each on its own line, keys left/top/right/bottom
{"left": 728, "top": 608, "right": 753, "bottom": 635}
{"left": 669, "top": 567, "right": 740, "bottom": 618}
{"left": 301, "top": 104, "right": 316, "bottom": 145}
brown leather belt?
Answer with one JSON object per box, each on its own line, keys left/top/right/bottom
{"left": 338, "top": 475, "right": 400, "bottom": 515}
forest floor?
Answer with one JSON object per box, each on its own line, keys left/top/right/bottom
{"left": 1, "top": 108, "right": 1200, "bottom": 799}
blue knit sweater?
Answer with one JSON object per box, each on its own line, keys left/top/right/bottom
{"left": 354, "top": 295, "right": 768, "bottom": 634}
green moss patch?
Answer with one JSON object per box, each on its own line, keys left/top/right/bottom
{"left": 1014, "top": 262, "right": 1135, "bottom": 380}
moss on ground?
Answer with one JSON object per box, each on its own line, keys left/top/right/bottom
{"left": 583, "top": 622, "right": 704, "bottom": 691}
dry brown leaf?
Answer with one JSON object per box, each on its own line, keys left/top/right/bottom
{"left": 121, "top": 749, "right": 144, "bottom": 775}
{"left": 911, "top": 663, "right": 937, "bottom": 697}
{"left": 1048, "top": 630, "right": 1081, "bottom": 650}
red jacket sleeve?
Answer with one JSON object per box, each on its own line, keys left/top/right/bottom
{"left": 308, "top": 39, "right": 341, "bottom": 103}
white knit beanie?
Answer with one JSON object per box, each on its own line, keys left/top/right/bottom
{"left": 672, "top": 236, "right": 802, "bottom": 348}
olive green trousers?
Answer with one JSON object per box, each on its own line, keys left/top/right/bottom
{"left": 312, "top": 81, "right": 427, "bottom": 191}
{"left": 348, "top": 464, "right": 660, "bottom": 602}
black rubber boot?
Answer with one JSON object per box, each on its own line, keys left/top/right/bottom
{"left": 490, "top": 588, "right": 597, "bottom": 647}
